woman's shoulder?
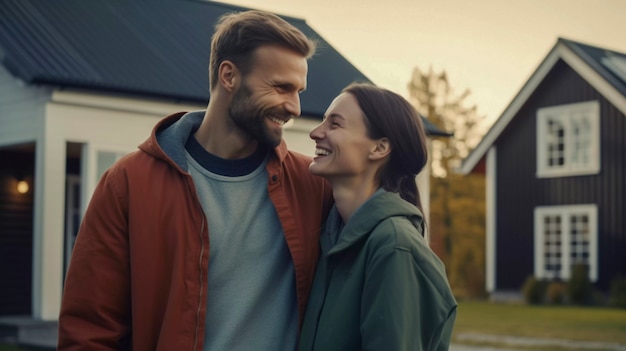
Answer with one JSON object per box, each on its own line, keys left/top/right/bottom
{"left": 367, "top": 216, "right": 454, "bottom": 296}
{"left": 365, "top": 215, "right": 424, "bottom": 253}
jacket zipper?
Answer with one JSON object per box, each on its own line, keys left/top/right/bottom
{"left": 193, "top": 215, "right": 206, "bottom": 351}
{"left": 309, "top": 255, "right": 335, "bottom": 350}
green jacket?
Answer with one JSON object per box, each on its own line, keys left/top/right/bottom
{"left": 299, "top": 190, "right": 457, "bottom": 351}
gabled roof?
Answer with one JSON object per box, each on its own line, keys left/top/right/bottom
{"left": 459, "top": 37, "right": 626, "bottom": 174}
{"left": 0, "top": 0, "right": 371, "bottom": 117}
{"left": 0, "top": 0, "right": 450, "bottom": 136}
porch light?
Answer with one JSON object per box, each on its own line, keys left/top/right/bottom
{"left": 17, "top": 180, "right": 29, "bottom": 194}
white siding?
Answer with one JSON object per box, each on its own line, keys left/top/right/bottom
{"left": 283, "top": 117, "right": 318, "bottom": 157}
{"left": 0, "top": 65, "right": 50, "bottom": 146}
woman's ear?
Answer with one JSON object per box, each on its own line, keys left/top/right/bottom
{"left": 369, "top": 137, "right": 391, "bottom": 161}
{"left": 218, "top": 60, "right": 239, "bottom": 92}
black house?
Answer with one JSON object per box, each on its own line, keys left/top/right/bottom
{"left": 460, "top": 38, "right": 626, "bottom": 298}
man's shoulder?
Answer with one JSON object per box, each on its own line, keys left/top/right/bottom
{"left": 106, "top": 148, "right": 170, "bottom": 178}
{"left": 281, "top": 149, "right": 316, "bottom": 176}
{"left": 284, "top": 149, "right": 313, "bottom": 163}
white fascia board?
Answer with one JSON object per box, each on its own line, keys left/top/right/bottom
{"left": 51, "top": 90, "right": 205, "bottom": 116}
{"left": 458, "top": 44, "right": 563, "bottom": 175}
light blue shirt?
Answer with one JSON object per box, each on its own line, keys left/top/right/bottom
{"left": 185, "top": 141, "right": 298, "bottom": 351}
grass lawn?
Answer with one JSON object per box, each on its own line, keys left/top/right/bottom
{"left": 2, "top": 301, "right": 625, "bottom": 350}
{"left": 454, "top": 300, "right": 626, "bottom": 344}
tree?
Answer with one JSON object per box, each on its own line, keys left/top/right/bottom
{"left": 407, "top": 66, "right": 483, "bottom": 177}
{"left": 407, "top": 66, "right": 487, "bottom": 298}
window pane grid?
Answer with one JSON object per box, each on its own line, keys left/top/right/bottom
{"left": 570, "top": 214, "right": 590, "bottom": 265}
{"left": 537, "top": 101, "right": 599, "bottom": 177}
{"left": 536, "top": 205, "right": 596, "bottom": 282}
{"left": 543, "top": 215, "right": 562, "bottom": 279}
{"left": 547, "top": 119, "right": 565, "bottom": 167}
{"left": 571, "top": 116, "right": 591, "bottom": 167}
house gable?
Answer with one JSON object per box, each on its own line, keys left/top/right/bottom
{"left": 466, "top": 38, "right": 626, "bottom": 294}
{"left": 460, "top": 38, "right": 626, "bottom": 175}
{"left": 492, "top": 58, "right": 626, "bottom": 291}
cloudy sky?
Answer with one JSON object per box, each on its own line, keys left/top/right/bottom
{"left": 219, "top": 0, "right": 625, "bottom": 129}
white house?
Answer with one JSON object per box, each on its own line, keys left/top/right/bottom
{"left": 0, "top": 0, "right": 447, "bottom": 333}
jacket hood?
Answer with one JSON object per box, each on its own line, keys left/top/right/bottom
{"left": 138, "top": 111, "right": 290, "bottom": 173}
{"left": 323, "top": 189, "right": 424, "bottom": 255}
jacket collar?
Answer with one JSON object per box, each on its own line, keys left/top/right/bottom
{"left": 139, "top": 111, "right": 288, "bottom": 173}
{"left": 322, "top": 190, "right": 424, "bottom": 255}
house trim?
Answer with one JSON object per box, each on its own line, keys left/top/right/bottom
{"left": 32, "top": 111, "right": 67, "bottom": 319}
{"left": 486, "top": 147, "right": 496, "bottom": 292}
{"left": 460, "top": 40, "right": 626, "bottom": 175}
{"left": 51, "top": 90, "right": 205, "bottom": 117}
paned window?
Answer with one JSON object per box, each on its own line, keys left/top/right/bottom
{"left": 534, "top": 205, "right": 598, "bottom": 281}
{"left": 536, "top": 101, "right": 600, "bottom": 177}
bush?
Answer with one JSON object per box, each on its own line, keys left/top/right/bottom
{"left": 522, "top": 276, "right": 547, "bottom": 305}
{"left": 567, "top": 263, "right": 593, "bottom": 305}
{"left": 609, "top": 275, "right": 626, "bottom": 309}
{"left": 591, "top": 289, "right": 608, "bottom": 307}
{"left": 546, "top": 281, "right": 567, "bottom": 305}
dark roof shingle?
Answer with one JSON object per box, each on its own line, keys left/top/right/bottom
{"left": 560, "top": 38, "right": 626, "bottom": 97}
{"left": 0, "top": 0, "right": 450, "bottom": 136}
{"left": 0, "top": 0, "right": 371, "bottom": 117}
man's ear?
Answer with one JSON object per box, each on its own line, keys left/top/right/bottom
{"left": 369, "top": 137, "right": 391, "bottom": 161}
{"left": 218, "top": 60, "right": 239, "bottom": 92}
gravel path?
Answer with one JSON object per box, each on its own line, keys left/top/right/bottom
{"left": 452, "top": 333, "right": 626, "bottom": 351}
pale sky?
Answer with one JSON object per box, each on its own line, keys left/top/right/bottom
{"left": 218, "top": 0, "right": 625, "bottom": 129}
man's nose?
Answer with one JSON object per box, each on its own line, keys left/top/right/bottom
{"left": 284, "top": 92, "right": 301, "bottom": 117}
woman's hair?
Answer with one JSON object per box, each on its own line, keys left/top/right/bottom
{"left": 342, "top": 83, "right": 429, "bottom": 214}
{"left": 209, "top": 10, "right": 317, "bottom": 90}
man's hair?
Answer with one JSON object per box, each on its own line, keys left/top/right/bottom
{"left": 209, "top": 10, "right": 317, "bottom": 90}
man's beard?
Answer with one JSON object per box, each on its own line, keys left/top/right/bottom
{"left": 228, "top": 83, "right": 293, "bottom": 148}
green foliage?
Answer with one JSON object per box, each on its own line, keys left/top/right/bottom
{"left": 567, "top": 263, "right": 593, "bottom": 305}
{"left": 522, "top": 276, "right": 547, "bottom": 305}
{"left": 407, "top": 66, "right": 487, "bottom": 299}
{"left": 591, "top": 289, "right": 608, "bottom": 306}
{"left": 519, "top": 271, "right": 614, "bottom": 308}
{"left": 545, "top": 281, "right": 567, "bottom": 305}
{"left": 609, "top": 275, "right": 626, "bottom": 308}
{"left": 429, "top": 173, "right": 486, "bottom": 298}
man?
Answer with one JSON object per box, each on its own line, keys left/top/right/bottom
{"left": 58, "top": 10, "right": 332, "bottom": 350}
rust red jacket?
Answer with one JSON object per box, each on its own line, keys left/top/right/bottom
{"left": 58, "top": 112, "right": 333, "bottom": 350}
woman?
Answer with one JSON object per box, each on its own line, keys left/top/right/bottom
{"left": 299, "top": 83, "right": 457, "bottom": 351}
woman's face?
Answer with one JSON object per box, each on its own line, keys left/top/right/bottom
{"left": 309, "top": 92, "right": 378, "bottom": 180}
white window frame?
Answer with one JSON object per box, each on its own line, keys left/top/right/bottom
{"left": 64, "top": 175, "right": 81, "bottom": 274}
{"left": 536, "top": 101, "right": 600, "bottom": 178}
{"left": 534, "top": 204, "right": 598, "bottom": 282}
{"left": 82, "top": 142, "right": 135, "bottom": 216}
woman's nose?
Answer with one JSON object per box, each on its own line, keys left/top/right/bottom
{"left": 309, "top": 123, "right": 324, "bottom": 140}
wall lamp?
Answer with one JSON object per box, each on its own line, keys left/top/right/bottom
{"left": 17, "top": 178, "right": 29, "bottom": 194}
